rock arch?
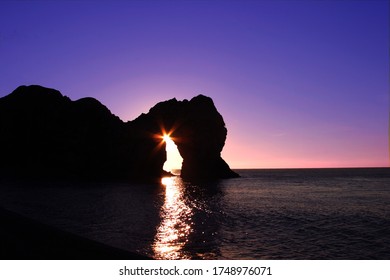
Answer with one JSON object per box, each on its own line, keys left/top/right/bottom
{"left": 132, "top": 95, "right": 239, "bottom": 181}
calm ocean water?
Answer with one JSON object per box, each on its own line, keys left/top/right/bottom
{"left": 0, "top": 168, "right": 389, "bottom": 259}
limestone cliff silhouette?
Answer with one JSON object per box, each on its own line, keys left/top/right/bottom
{"left": 0, "top": 85, "right": 238, "bottom": 181}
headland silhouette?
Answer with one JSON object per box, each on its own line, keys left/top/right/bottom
{"left": 0, "top": 85, "right": 238, "bottom": 182}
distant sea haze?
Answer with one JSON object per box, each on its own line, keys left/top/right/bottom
{"left": 0, "top": 168, "right": 389, "bottom": 259}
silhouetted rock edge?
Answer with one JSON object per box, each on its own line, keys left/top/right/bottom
{"left": 0, "top": 85, "right": 239, "bottom": 182}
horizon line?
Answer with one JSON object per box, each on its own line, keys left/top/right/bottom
{"left": 230, "top": 166, "right": 390, "bottom": 170}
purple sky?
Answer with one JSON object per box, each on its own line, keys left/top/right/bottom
{"left": 1, "top": 0, "right": 388, "bottom": 168}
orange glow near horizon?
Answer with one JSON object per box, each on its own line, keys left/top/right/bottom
{"left": 221, "top": 136, "right": 389, "bottom": 169}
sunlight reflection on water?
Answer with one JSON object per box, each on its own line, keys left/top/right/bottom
{"left": 153, "top": 176, "right": 193, "bottom": 259}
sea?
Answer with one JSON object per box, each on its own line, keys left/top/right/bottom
{"left": 0, "top": 168, "right": 389, "bottom": 259}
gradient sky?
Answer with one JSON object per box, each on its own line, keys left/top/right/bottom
{"left": 1, "top": 0, "right": 388, "bottom": 168}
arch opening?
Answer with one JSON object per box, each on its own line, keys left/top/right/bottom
{"left": 162, "top": 134, "right": 183, "bottom": 175}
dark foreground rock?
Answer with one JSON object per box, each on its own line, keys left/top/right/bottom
{"left": 0, "top": 207, "right": 151, "bottom": 260}
{"left": 0, "top": 85, "right": 238, "bottom": 181}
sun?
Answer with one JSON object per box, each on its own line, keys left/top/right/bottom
{"left": 162, "top": 134, "right": 171, "bottom": 142}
